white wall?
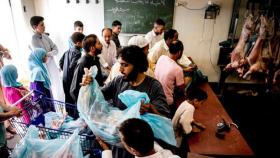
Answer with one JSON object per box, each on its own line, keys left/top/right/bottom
{"left": 174, "top": 0, "right": 234, "bottom": 82}
{"left": 33, "top": 0, "right": 104, "bottom": 60}
{"left": 0, "top": 0, "right": 36, "bottom": 82}
{"left": 0, "top": 0, "right": 18, "bottom": 57}
{"left": 29, "top": 0, "right": 234, "bottom": 82}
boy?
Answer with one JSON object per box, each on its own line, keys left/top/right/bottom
{"left": 68, "top": 20, "right": 84, "bottom": 48}
{"left": 172, "top": 88, "right": 208, "bottom": 147}
{"left": 97, "top": 118, "right": 180, "bottom": 158}
{"left": 111, "top": 20, "right": 122, "bottom": 53}
{"left": 30, "top": 16, "right": 64, "bottom": 102}
{"left": 59, "top": 32, "right": 85, "bottom": 106}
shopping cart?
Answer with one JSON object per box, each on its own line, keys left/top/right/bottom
{"left": 10, "top": 90, "right": 96, "bottom": 154}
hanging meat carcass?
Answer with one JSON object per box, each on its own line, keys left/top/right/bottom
{"left": 243, "top": 15, "right": 273, "bottom": 80}
{"left": 271, "top": 20, "right": 280, "bottom": 68}
{"left": 224, "top": 14, "right": 254, "bottom": 72}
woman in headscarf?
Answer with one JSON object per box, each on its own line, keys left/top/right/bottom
{"left": 28, "top": 48, "right": 54, "bottom": 113}
{"left": 1, "top": 65, "right": 30, "bottom": 123}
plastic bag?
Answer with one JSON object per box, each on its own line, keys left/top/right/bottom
{"left": 44, "top": 111, "right": 85, "bottom": 132}
{"left": 77, "top": 66, "right": 176, "bottom": 146}
{"left": 11, "top": 125, "right": 87, "bottom": 158}
{"left": 119, "top": 90, "right": 177, "bottom": 146}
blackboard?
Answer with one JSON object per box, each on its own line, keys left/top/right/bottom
{"left": 104, "top": 0, "right": 175, "bottom": 34}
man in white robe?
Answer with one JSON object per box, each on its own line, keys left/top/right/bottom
{"left": 30, "top": 16, "right": 65, "bottom": 102}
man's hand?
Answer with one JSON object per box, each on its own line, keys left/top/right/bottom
{"left": 10, "top": 106, "right": 22, "bottom": 117}
{"left": 184, "top": 63, "right": 197, "bottom": 71}
{"left": 105, "top": 66, "right": 111, "bottom": 71}
{"left": 80, "top": 68, "right": 93, "bottom": 86}
{"left": 80, "top": 74, "right": 93, "bottom": 86}
{"left": 140, "top": 100, "right": 151, "bottom": 114}
{"left": 3, "top": 51, "right": 12, "bottom": 59}
{"left": 192, "top": 121, "right": 206, "bottom": 130}
{"left": 140, "top": 100, "right": 161, "bottom": 115}
{"left": 96, "top": 137, "right": 110, "bottom": 150}
{"left": 183, "top": 66, "right": 194, "bottom": 72}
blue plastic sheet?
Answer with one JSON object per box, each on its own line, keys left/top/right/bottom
{"left": 11, "top": 125, "right": 87, "bottom": 158}
{"left": 77, "top": 66, "right": 176, "bottom": 146}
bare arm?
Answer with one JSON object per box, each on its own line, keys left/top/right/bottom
{"left": 0, "top": 101, "right": 21, "bottom": 122}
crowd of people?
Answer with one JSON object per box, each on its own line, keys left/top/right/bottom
{"left": 0, "top": 16, "right": 209, "bottom": 158}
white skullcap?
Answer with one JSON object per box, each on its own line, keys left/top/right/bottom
{"left": 128, "top": 35, "right": 149, "bottom": 48}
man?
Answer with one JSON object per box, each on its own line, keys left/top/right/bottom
{"left": 30, "top": 16, "right": 65, "bottom": 102}
{"left": 155, "top": 40, "right": 186, "bottom": 107}
{"left": 0, "top": 101, "right": 21, "bottom": 158}
{"left": 145, "top": 18, "right": 166, "bottom": 49}
{"left": 82, "top": 46, "right": 170, "bottom": 158}
{"left": 99, "top": 28, "right": 117, "bottom": 76}
{"left": 70, "top": 34, "right": 103, "bottom": 108}
{"left": 105, "top": 35, "right": 154, "bottom": 84}
{"left": 97, "top": 118, "right": 180, "bottom": 158}
{"left": 59, "top": 32, "right": 85, "bottom": 105}
{"left": 68, "top": 20, "right": 84, "bottom": 48}
{"left": 101, "top": 46, "right": 169, "bottom": 116}
{"left": 111, "top": 20, "right": 122, "bottom": 52}
{"left": 148, "top": 29, "right": 178, "bottom": 71}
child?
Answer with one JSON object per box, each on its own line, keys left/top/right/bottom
{"left": 97, "top": 118, "right": 180, "bottom": 158}
{"left": 1, "top": 65, "right": 30, "bottom": 123}
{"left": 28, "top": 48, "right": 54, "bottom": 113}
{"left": 172, "top": 88, "right": 208, "bottom": 148}
{"left": 68, "top": 20, "right": 84, "bottom": 49}
{"left": 30, "top": 16, "right": 64, "bottom": 102}
{"left": 59, "top": 32, "right": 85, "bottom": 105}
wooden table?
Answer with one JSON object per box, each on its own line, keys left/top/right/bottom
{"left": 187, "top": 83, "right": 254, "bottom": 157}
{"left": 220, "top": 72, "right": 266, "bottom": 96}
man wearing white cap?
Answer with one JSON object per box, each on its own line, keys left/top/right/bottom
{"left": 105, "top": 35, "right": 154, "bottom": 84}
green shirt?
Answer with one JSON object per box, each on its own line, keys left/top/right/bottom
{"left": 0, "top": 106, "right": 6, "bottom": 147}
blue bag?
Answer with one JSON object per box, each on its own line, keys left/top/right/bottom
{"left": 11, "top": 125, "right": 87, "bottom": 158}
{"left": 77, "top": 66, "right": 176, "bottom": 146}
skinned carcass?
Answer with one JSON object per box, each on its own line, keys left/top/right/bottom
{"left": 224, "top": 14, "right": 254, "bottom": 72}
{"left": 271, "top": 20, "right": 280, "bottom": 68}
{"left": 243, "top": 15, "right": 273, "bottom": 80}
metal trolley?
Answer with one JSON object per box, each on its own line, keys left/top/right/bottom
{"left": 9, "top": 90, "right": 96, "bottom": 154}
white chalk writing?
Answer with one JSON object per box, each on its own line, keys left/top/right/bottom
{"left": 114, "top": 0, "right": 166, "bottom": 6}
{"left": 106, "top": 7, "right": 130, "bottom": 14}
